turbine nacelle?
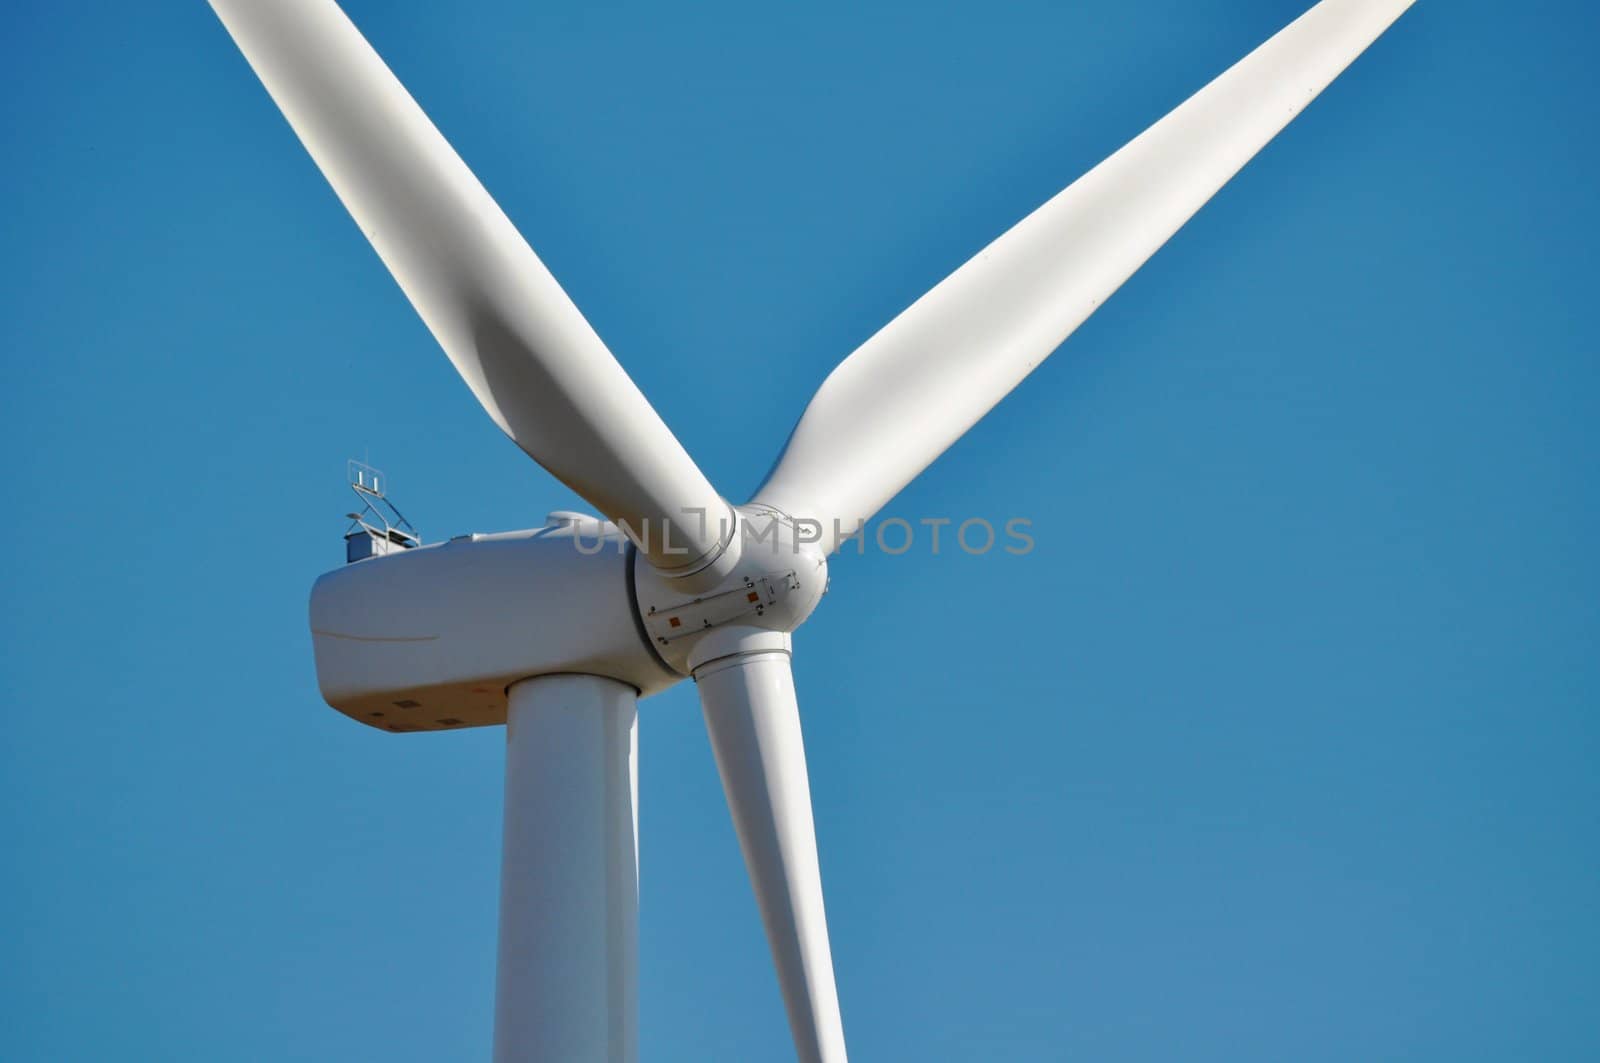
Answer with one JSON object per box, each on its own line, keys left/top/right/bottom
{"left": 309, "top": 520, "right": 668, "bottom": 732}
{"left": 309, "top": 506, "right": 829, "bottom": 732}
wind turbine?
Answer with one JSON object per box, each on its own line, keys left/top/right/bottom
{"left": 206, "top": 0, "right": 1420, "bottom": 1059}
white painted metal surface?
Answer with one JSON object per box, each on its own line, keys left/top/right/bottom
{"left": 634, "top": 505, "right": 830, "bottom": 676}
{"left": 695, "top": 630, "right": 846, "bottom": 1063}
{"left": 496, "top": 676, "right": 639, "bottom": 1063}
{"left": 207, "top": 0, "right": 735, "bottom": 578}
{"left": 309, "top": 522, "right": 676, "bottom": 730}
{"left": 755, "top": 0, "right": 1419, "bottom": 552}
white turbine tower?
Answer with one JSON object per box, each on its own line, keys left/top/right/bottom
{"left": 206, "top": 1, "right": 1420, "bottom": 1059}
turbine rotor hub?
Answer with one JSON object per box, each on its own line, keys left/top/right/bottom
{"left": 633, "top": 504, "right": 829, "bottom": 676}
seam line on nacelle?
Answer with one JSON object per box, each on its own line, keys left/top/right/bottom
{"left": 310, "top": 629, "right": 440, "bottom": 642}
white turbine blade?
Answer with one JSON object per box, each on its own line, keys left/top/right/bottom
{"left": 695, "top": 636, "right": 846, "bottom": 1063}
{"left": 208, "top": 0, "right": 731, "bottom": 575}
{"left": 754, "top": 0, "right": 1417, "bottom": 551}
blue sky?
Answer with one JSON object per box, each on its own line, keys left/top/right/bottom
{"left": 4, "top": 1, "right": 1597, "bottom": 1059}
